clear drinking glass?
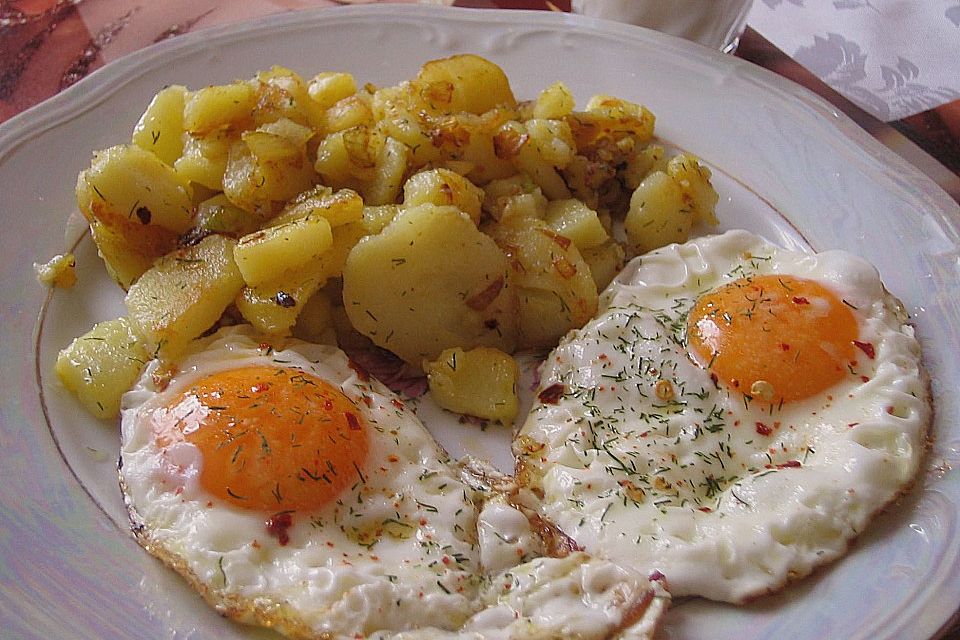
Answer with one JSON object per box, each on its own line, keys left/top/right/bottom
{"left": 570, "top": 0, "right": 754, "bottom": 53}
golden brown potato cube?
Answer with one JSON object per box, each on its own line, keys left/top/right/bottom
{"left": 342, "top": 204, "right": 518, "bottom": 367}
{"left": 362, "top": 205, "right": 403, "bottom": 235}
{"left": 403, "top": 168, "right": 484, "bottom": 223}
{"left": 235, "top": 269, "right": 324, "bottom": 336}
{"left": 234, "top": 215, "right": 333, "bottom": 287}
{"left": 174, "top": 130, "right": 235, "bottom": 191}
{"left": 252, "top": 66, "right": 323, "bottom": 129}
{"left": 77, "top": 144, "right": 194, "bottom": 234}
{"left": 308, "top": 71, "right": 358, "bottom": 109}
{"left": 183, "top": 82, "right": 257, "bottom": 135}
{"left": 322, "top": 94, "right": 375, "bottom": 133}
{"left": 566, "top": 96, "right": 655, "bottom": 151}
{"left": 488, "top": 218, "right": 598, "bottom": 349}
{"left": 272, "top": 187, "right": 364, "bottom": 229}
{"left": 544, "top": 199, "right": 609, "bottom": 250}
{"left": 425, "top": 346, "right": 519, "bottom": 425}
{"left": 124, "top": 234, "right": 244, "bottom": 359}
{"left": 624, "top": 171, "right": 692, "bottom": 254}
{"left": 621, "top": 144, "right": 666, "bottom": 191}
{"left": 237, "top": 221, "right": 365, "bottom": 334}
{"left": 667, "top": 153, "right": 720, "bottom": 227}
{"left": 55, "top": 317, "right": 150, "bottom": 419}
{"left": 242, "top": 118, "right": 315, "bottom": 162}
{"left": 132, "top": 85, "right": 187, "bottom": 166}
{"left": 416, "top": 54, "right": 517, "bottom": 114}
{"left": 223, "top": 138, "right": 317, "bottom": 217}
{"left": 314, "top": 126, "right": 378, "bottom": 189}
{"left": 533, "top": 81, "right": 575, "bottom": 120}
{"left": 364, "top": 136, "right": 410, "bottom": 206}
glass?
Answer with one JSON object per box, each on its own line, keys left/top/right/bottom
{"left": 570, "top": 0, "right": 754, "bottom": 53}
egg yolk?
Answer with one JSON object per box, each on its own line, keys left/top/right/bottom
{"left": 152, "top": 365, "right": 368, "bottom": 511}
{"left": 686, "top": 275, "right": 858, "bottom": 404}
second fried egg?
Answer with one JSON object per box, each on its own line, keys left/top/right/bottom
{"left": 515, "top": 230, "right": 930, "bottom": 603}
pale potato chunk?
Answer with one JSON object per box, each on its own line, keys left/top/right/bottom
{"left": 416, "top": 54, "right": 517, "bottom": 114}
{"left": 77, "top": 144, "right": 194, "bottom": 234}
{"left": 624, "top": 171, "right": 691, "bottom": 254}
{"left": 292, "top": 288, "right": 336, "bottom": 344}
{"left": 488, "top": 218, "right": 598, "bottom": 349}
{"left": 252, "top": 66, "right": 322, "bottom": 129}
{"left": 234, "top": 215, "right": 334, "bottom": 287}
{"left": 242, "top": 118, "right": 315, "bottom": 162}
{"left": 184, "top": 82, "right": 256, "bottom": 135}
{"left": 55, "top": 317, "right": 150, "bottom": 419}
{"left": 364, "top": 136, "right": 410, "bottom": 206}
{"left": 124, "top": 234, "right": 244, "bottom": 359}
{"left": 425, "top": 347, "right": 519, "bottom": 425}
{"left": 544, "top": 199, "right": 609, "bottom": 250}
{"left": 308, "top": 71, "right": 357, "bottom": 109}
{"left": 322, "top": 94, "right": 375, "bottom": 133}
{"left": 342, "top": 204, "right": 517, "bottom": 366}
{"left": 667, "top": 153, "right": 720, "bottom": 226}
{"left": 533, "top": 81, "right": 575, "bottom": 120}
{"left": 194, "top": 194, "right": 261, "bottom": 237}
{"left": 87, "top": 220, "right": 177, "bottom": 290}
{"left": 403, "top": 168, "right": 484, "bottom": 223}
{"left": 235, "top": 271, "right": 324, "bottom": 335}
{"left": 34, "top": 253, "right": 77, "bottom": 288}
{"left": 132, "top": 85, "right": 186, "bottom": 165}
{"left": 174, "top": 130, "right": 234, "bottom": 191}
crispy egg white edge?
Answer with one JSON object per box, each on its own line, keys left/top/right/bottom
{"left": 119, "top": 326, "right": 486, "bottom": 639}
{"left": 516, "top": 229, "right": 932, "bottom": 603}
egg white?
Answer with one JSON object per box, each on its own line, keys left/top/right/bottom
{"left": 515, "top": 229, "right": 931, "bottom": 603}
{"left": 120, "top": 326, "right": 483, "bottom": 639}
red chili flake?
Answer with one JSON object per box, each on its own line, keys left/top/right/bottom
{"left": 346, "top": 412, "right": 362, "bottom": 431}
{"left": 266, "top": 511, "right": 294, "bottom": 546}
{"left": 258, "top": 342, "right": 272, "bottom": 351}
{"left": 780, "top": 343, "right": 791, "bottom": 351}
{"left": 860, "top": 376, "right": 870, "bottom": 383}
{"left": 886, "top": 406, "right": 896, "bottom": 414}
{"left": 755, "top": 422, "right": 773, "bottom": 436}
{"left": 538, "top": 383, "right": 566, "bottom": 405}
{"left": 639, "top": 431, "right": 650, "bottom": 438}
{"left": 853, "top": 340, "right": 876, "bottom": 360}
{"left": 442, "top": 556, "right": 451, "bottom": 565}
{"left": 698, "top": 507, "right": 713, "bottom": 513}
{"left": 792, "top": 296, "right": 810, "bottom": 305}
{"left": 709, "top": 372, "right": 719, "bottom": 387}
{"left": 649, "top": 570, "right": 665, "bottom": 582}
{"left": 251, "top": 382, "right": 270, "bottom": 394}
{"left": 848, "top": 422, "right": 860, "bottom": 428}
{"left": 776, "top": 460, "right": 802, "bottom": 469}
{"left": 391, "top": 398, "right": 405, "bottom": 410}
{"left": 387, "top": 455, "right": 399, "bottom": 463}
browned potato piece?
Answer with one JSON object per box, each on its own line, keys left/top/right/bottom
{"left": 416, "top": 54, "right": 517, "bottom": 114}
{"left": 425, "top": 346, "right": 519, "bottom": 425}
{"left": 488, "top": 217, "right": 598, "bottom": 349}
{"left": 342, "top": 204, "right": 517, "bottom": 367}
{"left": 403, "top": 168, "right": 484, "bottom": 223}
{"left": 124, "top": 234, "right": 244, "bottom": 359}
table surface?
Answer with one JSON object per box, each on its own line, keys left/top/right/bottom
{"left": 2, "top": 1, "right": 958, "bottom": 638}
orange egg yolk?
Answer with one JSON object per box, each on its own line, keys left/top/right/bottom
{"left": 152, "top": 365, "right": 368, "bottom": 512}
{"left": 686, "top": 275, "right": 858, "bottom": 404}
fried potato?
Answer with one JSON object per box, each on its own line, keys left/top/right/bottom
{"left": 624, "top": 171, "right": 691, "bottom": 255}
{"left": 488, "top": 217, "right": 598, "bottom": 349}
{"left": 55, "top": 317, "right": 150, "bottom": 419}
{"left": 342, "top": 204, "right": 517, "bottom": 366}
{"left": 132, "top": 85, "right": 187, "bottom": 166}
{"left": 124, "top": 234, "right": 244, "bottom": 359}
{"left": 425, "top": 346, "right": 519, "bottom": 425}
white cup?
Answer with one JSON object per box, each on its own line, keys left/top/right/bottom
{"left": 570, "top": 0, "right": 753, "bottom": 53}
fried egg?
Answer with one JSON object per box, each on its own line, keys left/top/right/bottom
{"left": 120, "top": 326, "right": 484, "bottom": 638}
{"left": 515, "top": 229, "right": 931, "bottom": 603}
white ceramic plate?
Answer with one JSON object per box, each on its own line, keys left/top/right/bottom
{"left": 2, "top": 6, "right": 958, "bottom": 639}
